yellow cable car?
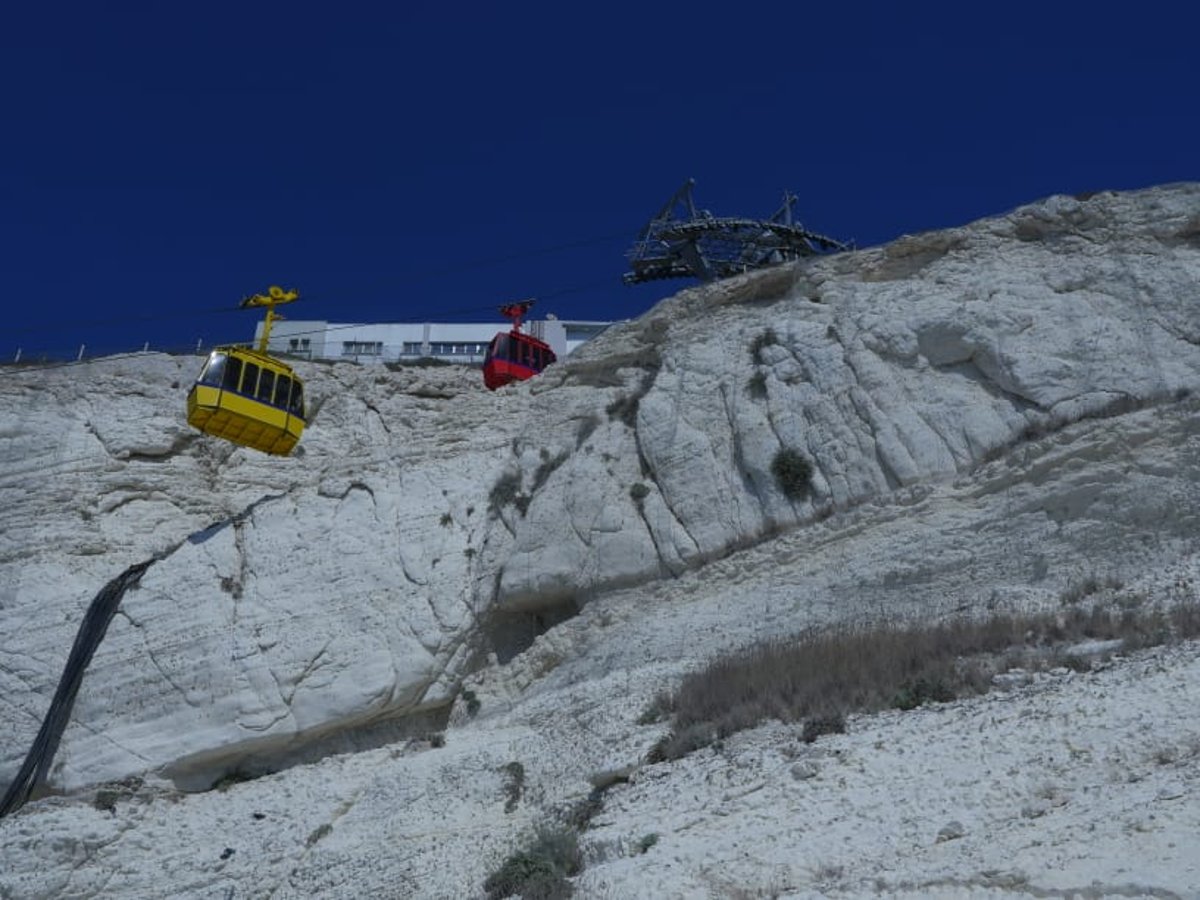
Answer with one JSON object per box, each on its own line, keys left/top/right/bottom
{"left": 186, "top": 286, "right": 307, "bottom": 456}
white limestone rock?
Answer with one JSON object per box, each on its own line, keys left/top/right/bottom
{"left": 1, "top": 181, "right": 1199, "bottom": 818}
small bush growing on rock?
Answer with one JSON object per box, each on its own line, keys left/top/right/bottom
{"left": 629, "top": 482, "right": 650, "bottom": 504}
{"left": 801, "top": 713, "right": 846, "bottom": 743}
{"left": 489, "top": 470, "right": 523, "bottom": 515}
{"left": 563, "top": 791, "right": 604, "bottom": 833}
{"left": 484, "top": 824, "right": 582, "bottom": 900}
{"left": 749, "top": 328, "right": 778, "bottom": 364}
{"left": 636, "top": 833, "right": 659, "bottom": 854}
{"left": 892, "top": 676, "right": 956, "bottom": 711}
{"left": 501, "top": 761, "right": 526, "bottom": 814}
{"left": 305, "top": 823, "right": 332, "bottom": 847}
{"left": 771, "top": 447, "right": 813, "bottom": 500}
{"left": 91, "top": 776, "right": 143, "bottom": 814}
{"left": 462, "top": 689, "right": 481, "bottom": 717}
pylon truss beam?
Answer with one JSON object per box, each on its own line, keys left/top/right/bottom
{"left": 623, "top": 179, "right": 851, "bottom": 285}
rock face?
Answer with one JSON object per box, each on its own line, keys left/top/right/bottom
{"left": 2, "top": 184, "right": 1200, "bottom": 898}
{"left": 3, "top": 184, "right": 1200, "bottom": 796}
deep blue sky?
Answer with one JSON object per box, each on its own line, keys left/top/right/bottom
{"left": 2, "top": 2, "right": 1194, "bottom": 359}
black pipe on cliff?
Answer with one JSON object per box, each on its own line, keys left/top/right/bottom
{"left": 0, "top": 560, "right": 153, "bottom": 818}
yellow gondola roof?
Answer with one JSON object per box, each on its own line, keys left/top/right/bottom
{"left": 212, "top": 344, "right": 300, "bottom": 375}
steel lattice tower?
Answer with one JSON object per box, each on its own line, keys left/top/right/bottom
{"left": 623, "top": 179, "right": 851, "bottom": 285}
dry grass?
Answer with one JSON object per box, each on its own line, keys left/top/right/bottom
{"left": 647, "top": 600, "right": 1200, "bottom": 762}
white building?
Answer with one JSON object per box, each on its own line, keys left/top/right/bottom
{"left": 254, "top": 316, "right": 614, "bottom": 364}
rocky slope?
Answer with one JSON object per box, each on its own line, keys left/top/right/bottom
{"left": 1, "top": 183, "right": 1199, "bottom": 897}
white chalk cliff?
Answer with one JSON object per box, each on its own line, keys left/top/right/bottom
{"left": 2, "top": 184, "right": 1200, "bottom": 897}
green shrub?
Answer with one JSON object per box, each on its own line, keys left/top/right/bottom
{"left": 484, "top": 824, "right": 581, "bottom": 900}
{"left": 892, "top": 676, "right": 956, "bottom": 711}
{"left": 629, "top": 482, "right": 650, "bottom": 504}
{"left": 771, "top": 447, "right": 813, "bottom": 499}
{"left": 636, "top": 833, "right": 659, "bottom": 854}
{"left": 801, "top": 713, "right": 846, "bottom": 743}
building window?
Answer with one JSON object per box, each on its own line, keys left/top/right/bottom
{"left": 288, "top": 338, "right": 311, "bottom": 352}
{"left": 402, "top": 342, "right": 425, "bottom": 355}
{"left": 428, "top": 342, "right": 487, "bottom": 356}
{"left": 342, "top": 341, "right": 382, "bottom": 356}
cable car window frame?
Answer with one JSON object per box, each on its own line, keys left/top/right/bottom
{"left": 222, "top": 355, "right": 243, "bottom": 391}
{"left": 274, "top": 374, "right": 292, "bottom": 410}
{"left": 492, "top": 333, "right": 510, "bottom": 364}
{"left": 289, "top": 381, "right": 305, "bottom": 417}
{"left": 240, "top": 361, "right": 260, "bottom": 398}
{"left": 199, "top": 352, "right": 226, "bottom": 387}
{"left": 257, "top": 368, "right": 276, "bottom": 404}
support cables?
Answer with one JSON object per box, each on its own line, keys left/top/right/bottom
{"left": 0, "top": 559, "right": 153, "bottom": 818}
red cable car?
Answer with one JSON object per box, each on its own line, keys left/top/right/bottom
{"left": 482, "top": 300, "right": 557, "bottom": 390}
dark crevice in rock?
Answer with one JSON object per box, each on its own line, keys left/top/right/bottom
{"left": 166, "top": 702, "right": 453, "bottom": 793}
{"left": 477, "top": 599, "right": 582, "bottom": 666}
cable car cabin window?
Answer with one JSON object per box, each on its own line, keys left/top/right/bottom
{"left": 257, "top": 369, "right": 276, "bottom": 404}
{"left": 289, "top": 381, "right": 305, "bottom": 418}
{"left": 241, "top": 362, "right": 260, "bottom": 397}
{"left": 274, "top": 374, "right": 292, "bottom": 410}
{"left": 222, "top": 356, "right": 243, "bottom": 391}
{"left": 490, "top": 334, "right": 510, "bottom": 363}
{"left": 199, "top": 353, "right": 226, "bottom": 387}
